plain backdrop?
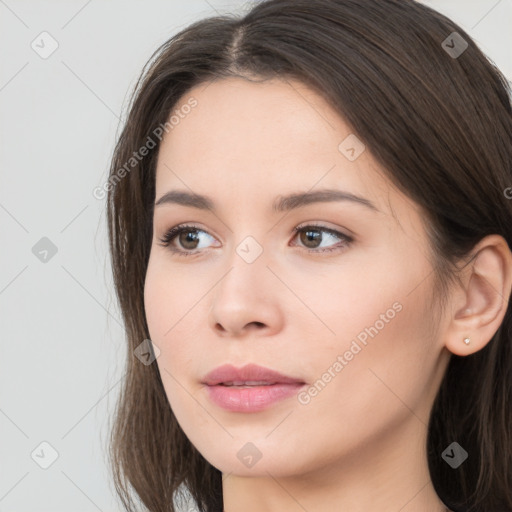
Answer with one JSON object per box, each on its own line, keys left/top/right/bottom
{"left": 1, "top": 1, "right": 510, "bottom": 511}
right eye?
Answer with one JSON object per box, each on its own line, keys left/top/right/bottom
{"left": 158, "top": 224, "right": 218, "bottom": 256}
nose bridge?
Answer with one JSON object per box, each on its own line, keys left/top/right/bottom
{"left": 208, "top": 230, "right": 283, "bottom": 336}
{"left": 216, "top": 232, "right": 268, "bottom": 302}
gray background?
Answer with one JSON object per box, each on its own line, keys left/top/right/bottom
{"left": 1, "top": 1, "right": 510, "bottom": 511}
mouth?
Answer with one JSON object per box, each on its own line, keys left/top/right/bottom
{"left": 201, "top": 364, "right": 306, "bottom": 412}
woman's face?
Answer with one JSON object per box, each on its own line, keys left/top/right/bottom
{"left": 144, "top": 77, "right": 450, "bottom": 478}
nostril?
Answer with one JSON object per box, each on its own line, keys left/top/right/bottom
{"left": 214, "top": 321, "right": 266, "bottom": 335}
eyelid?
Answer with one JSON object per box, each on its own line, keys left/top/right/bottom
{"left": 293, "top": 221, "right": 352, "bottom": 238}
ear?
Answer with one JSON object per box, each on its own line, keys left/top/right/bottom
{"left": 444, "top": 234, "right": 512, "bottom": 356}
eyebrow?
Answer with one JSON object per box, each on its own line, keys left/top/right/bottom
{"left": 154, "top": 188, "right": 379, "bottom": 213}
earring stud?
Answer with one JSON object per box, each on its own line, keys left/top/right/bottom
{"left": 463, "top": 337, "right": 470, "bottom": 345}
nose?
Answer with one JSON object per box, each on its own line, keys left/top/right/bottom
{"left": 208, "top": 253, "right": 284, "bottom": 338}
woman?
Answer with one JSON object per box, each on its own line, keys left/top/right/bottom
{"left": 106, "top": 1, "right": 512, "bottom": 511}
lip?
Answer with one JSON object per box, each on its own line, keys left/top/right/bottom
{"left": 201, "top": 363, "right": 306, "bottom": 413}
{"left": 202, "top": 363, "right": 304, "bottom": 386}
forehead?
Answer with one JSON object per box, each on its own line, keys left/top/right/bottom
{"left": 154, "top": 77, "right": 414, "bottom": 222}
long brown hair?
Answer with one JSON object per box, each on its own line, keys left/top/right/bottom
{"left": 106, "top": 1, "right": 512, "bottom": 511}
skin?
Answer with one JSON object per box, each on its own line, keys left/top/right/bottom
{"left": 143, "top": 76, "right": 512, "bottom": 512}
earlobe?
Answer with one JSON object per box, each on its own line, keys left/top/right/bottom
{"left": 444, "top": 235, "right": 512, "bottom": 357}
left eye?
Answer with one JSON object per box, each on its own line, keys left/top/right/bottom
{"left": 157, "top": 223, "right": 353, "bottom": 256}
{"left": 291, "top": 224, "right": 352, "bottom": 252}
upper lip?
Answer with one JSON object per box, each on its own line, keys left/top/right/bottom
{"left": 201, "top": 363, "right": 305, "bottom": 386}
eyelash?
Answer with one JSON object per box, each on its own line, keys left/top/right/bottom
{"left": 157, "top": 223, "right": 353, "bottom": 257}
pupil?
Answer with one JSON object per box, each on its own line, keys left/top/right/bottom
{"left": 181, "top": 230, "right": 199, "bottom": 249}
{"left": 301, "top": 230, "right": 321, "bottom": 248}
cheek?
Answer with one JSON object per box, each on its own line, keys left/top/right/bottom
{"left": 144, "top": 262, "right": 168, "bottom": 343}
{"left": 313, "top": 271, "right": 438, "bottom": 423}
{"left": 298, "top": 247, "right": 437, "bottom": 394}
{"left": 143, "top": 255, "right": 195, "bottom": 340}
{"left": 143, "top": 255, "right": 207, "bottom": 385}
{"left": 143, "top": 266, "right": 201, "bottom": 427}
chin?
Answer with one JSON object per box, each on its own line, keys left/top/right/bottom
{"left": 197, "top": 439, "right": 310, "bottom": 478}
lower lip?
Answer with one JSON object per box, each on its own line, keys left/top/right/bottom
{"left": 204, "top": 383, "right": 305, "bottom": 412}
